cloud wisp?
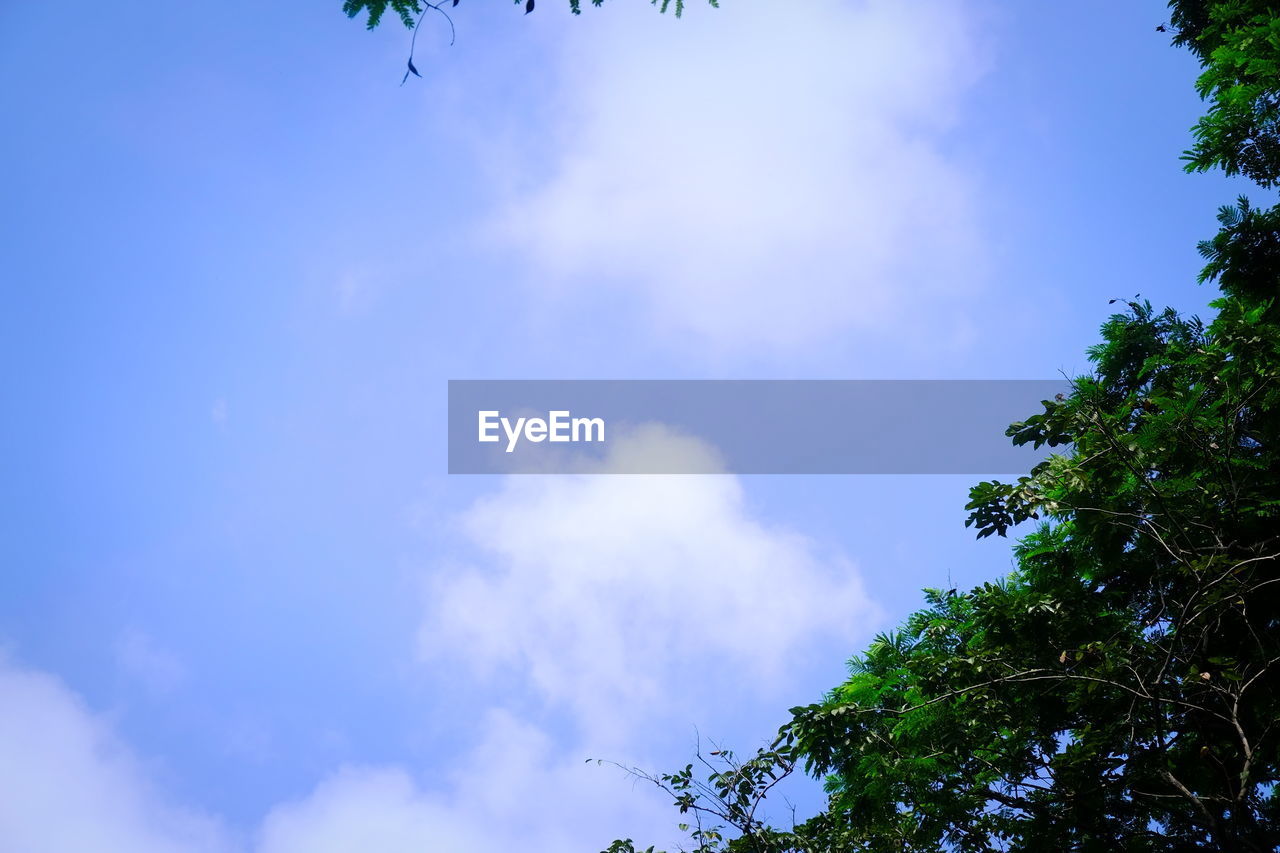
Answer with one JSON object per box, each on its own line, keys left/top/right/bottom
{"left": 0, "top": 656, "right": 231, "bottom": 853}
{"left": 422, "top": 426, "right": 878, "bottom": 744}
{"left": 0, "top": 430, "right": 877, "bottom": 853}
{"left": 496, "top": 0, "right": 990, "bottom": 357}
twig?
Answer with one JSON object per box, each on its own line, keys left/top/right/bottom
{"left": 402, "top": 1, "right": 456, "bottom": 85}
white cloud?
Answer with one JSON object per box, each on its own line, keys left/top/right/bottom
{"left": 0, "top": 428, "right": 875, "bottom": 853}
{"left": 421, "top": 426, "right": 878, "bottom": 744}
{"left": 496, "top": 0, "right": 990, "bottom": 356}
{"left": 269, "top": 427, "right": 877, "bottom": 851}
{"left": 257, "top": 710, "right": 673, "bottom": 853}
{"left": 256, "top": 766, "right": 481, "bottom": 853}
{"left": 0, "top": 427, "right": 878, "bottom": 853}
{"left": 0, "top": 655, "right": 231, "bottom": 853}
{"left": 0, "top": 656, "right": 666, "bottom": 853}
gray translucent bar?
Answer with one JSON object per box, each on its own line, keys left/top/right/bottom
{"left": 448, "top": 380, "right": 1071, "bottom": 475}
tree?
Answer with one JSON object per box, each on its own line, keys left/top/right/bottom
{"left": 607, "top": 223, "right": 1280, "bottom": 853}
{"left": 604, "top": 2, "right": 1280, "bottom": 850}
{"left": 788, "top": 273, "right": 1280, "bottom": 849}
{"left": 1170, "top": 0, "right": 1280, "bottom": 186}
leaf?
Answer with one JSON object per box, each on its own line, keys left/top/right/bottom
{"left": 526, "top": 0, "right": 535, "bottom": 11}
{"left": 400, "top": 56, "right": 422, "bottom": 86}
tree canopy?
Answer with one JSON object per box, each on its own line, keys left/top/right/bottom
{"left": 603, "top": 3, "right": 1280, "bottom": 851}
{"left": 1171, "top": 0, "right": 1280, "bottom": 186}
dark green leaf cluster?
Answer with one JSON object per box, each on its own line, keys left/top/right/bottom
{"left": 783, "top": 201, "right": 1280, "bottom": 850}
{"left": 343, "top": 0, "right": 423, "bottom": 29}
{"left": 779, "top": 252, "right": 1280, "bottom": 849}
{"left": 1169, "top": 1, "right": 1280, "bottom": 186}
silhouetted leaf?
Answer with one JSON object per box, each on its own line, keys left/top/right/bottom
{"left": 400, "top": 56, "right": 421, "bottom": 85}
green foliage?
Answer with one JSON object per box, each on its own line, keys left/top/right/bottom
{"left": 343, "top": 0, "right": 420, "bottom": 29}
{"left": 602, "top": 4, "right": 1280, "bottom": 851}
{"left": 800, "top": 278, "right": 1280, "bottom": 847}
{"left": 342, "top": 0, "right": 719, "bottom": 29}
{"left": 609, "top": 266, "right": 1280, "bottom": 851}
{"left": 1197, "top": 195, "right": 1280, "bottom": 306}
{"left": 1169, "top": 0, "right": 1280, "bottom": 186}
{"left": 595, "top": 736, "right": 810, "bottom": 853}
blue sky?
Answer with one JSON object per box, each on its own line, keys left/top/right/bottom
{"left": 0, "top": 1, "right": 1252, "bottom": 850}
